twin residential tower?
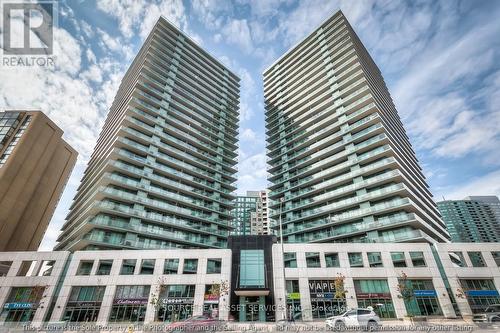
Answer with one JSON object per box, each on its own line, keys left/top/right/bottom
{"left": 56, "top": 11, "right": 448, "bottom": 251}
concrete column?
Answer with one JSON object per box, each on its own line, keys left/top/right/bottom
{"left": 49, "top": 285, "right": 71, "bottom": 321}
{"left": 97, "top": 285, "right": 116, "bottom": 325}
{"left": 299, "top": 277, "right": 313, "bottom": 321}
{"left": 447, "top": 277, "right": 473, "bottom": 317}
{"left": 345, "top": 277, "right": 357, "bottom": 310}
{"left": 32, "top": 285, "right": 55, "bottom": 326}
{"left": 144, "top": 284, "right": 158, "bottom": 323}
{"left": 193, "top": 283, "right": 205, "bottom": 316}
{"left": 433, "top": 277, "right": 456, "bottom": 318}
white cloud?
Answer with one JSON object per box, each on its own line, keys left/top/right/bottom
{"left": 221, "top": 19, "right": 253, "bottom": 53}
{"left": 237, "top": 153, "right": 268, "bottom": 194}
{"left": 240, "top": 128, "right": 257, "bottom": 141}
{"left": 96, "top": 0, "right": 187, "bottom": 40}
{"left": 437, "top": 169, "right": 500, "bottom": 200}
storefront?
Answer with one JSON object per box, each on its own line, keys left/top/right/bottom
{"left": 286, "top": 280, "right": 301, "bottom": 320}
{"left": 109, "top": 285, "right": 150, "bottom": 322}
{"left": 402, "top": 280, "right": 442, "bottom": 316}
{"left": 460, "top": 279, "right": 500, "bottom": 313}
{"left": 203, "top": 285, "right": 220, "bottom": 318}
{"left": 0, "top": 287, "right": 45, "bottom": 323}
{"left": 309, "top": 280, "right": 346, "bottom": 318}
{"left": 63, "top": 286, "right": 105, "bottom": 322}
{"left": 354, "top": 280, "right": 395, "bottom": 318}
{"left": 156, "top": 285, "right": 195, "bottom": 322}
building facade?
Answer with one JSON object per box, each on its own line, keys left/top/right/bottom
{"left": 55, "top": 17, "right": 240, "bottom": 251}
{"left": 0, "top": 110, "right": 77, "bottom": 251}
{"left": 232, "top": 191, "right": 271, "bottom": 236}
{"left": 263, "top": 10, "right": 449, "bottom": 244}
{"left": 438, "top": 196, "right": 500, "bottom": 243}
{"left": 0, "top": 242, "right": 499, "bottom": 326}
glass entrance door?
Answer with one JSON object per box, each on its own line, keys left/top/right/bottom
{"left": 245, "top": 296, "right": 260, "bottom": 321}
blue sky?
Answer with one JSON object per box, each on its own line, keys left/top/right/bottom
{"left": 1, "top": 0, "right": 499, "bottom": 250}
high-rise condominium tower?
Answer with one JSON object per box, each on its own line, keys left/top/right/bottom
{"left": 0, "top": 110, "right": 77, "bottom": 251}
{"left": 264, "top": 11, "right": 449, "bottom": 244}
{"left": 438, "top": 196, "right": 500, "bottom": 243}
{"left": 231, "top": 190, "right": 271, "bottom": 235}
{"left": 55, "top": 17, "right": 239, "bottom": 251}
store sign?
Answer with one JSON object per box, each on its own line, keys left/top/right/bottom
{"left": 66, "top": 301, "right": 101, "bottom": 307}
{"left": 310, "top": 292, "right": 335, "bottom": 299}
{"left": 466, "top": 290, "right": 500, "bottom": 297}
{"left": 3, "top": 302, "right": 33, "bottom": 309}
{"left": 113, "top": 298, "right": 148, "bottom": 305}
{"left": 204, "top": 294, "right": 219, "bottom": 301}
{"left": 414, "top": 290, "right": 437, "bottom": 297}
{"left": 287, "top": 293, "right": 301, "bottom": 300}
{"left": 161, "top": 298, "right": 194, "bottom": 305}
{"left": 309, "top": 281, "right": 335, "bottom": 292}
{"left": 356, "top": 293, "right": 392, "bottom": 299}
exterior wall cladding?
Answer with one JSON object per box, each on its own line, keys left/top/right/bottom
{"left": 55, "top": 17, "right": 240, "bottom": 251}
{"left": 263, "top": 10, "right": 450, "bottom": 244}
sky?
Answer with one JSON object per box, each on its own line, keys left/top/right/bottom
{"left": 0, "top": 0, "right": 499, "bottom": 251}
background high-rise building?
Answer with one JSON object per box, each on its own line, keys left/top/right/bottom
{"left": 55, "top": 17, "right": 240, "bottom": 251}
{"left": 231, "top": 190, "right": 271, "bottom": 235}
{"left": 0, "top": 110, "right": 77, "bottom": 251}
{"left": 438, "top": 196, "right": 500, "bottom": 243}
{"left": 264, "top": 11, "right": 449, "bottom": 244}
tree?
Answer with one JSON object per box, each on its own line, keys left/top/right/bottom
{"left": 397, "top": 271, "right": 415, "bottom": 317}
{"left": 334, "top": 273, "right": 348, "bottom": 299}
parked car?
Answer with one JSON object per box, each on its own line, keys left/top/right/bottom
{"left": 472, "top": 304, "right": 500, "bottom": 323}
{"left": 326, "top": 308, "right": 380, "bottom": 331}
{"left": 167, "top": 315, "right": 223, "bottom": 332}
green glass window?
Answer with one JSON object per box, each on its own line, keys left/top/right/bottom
{"left": 354, "top": 280, "right": 390, "bottom": 293}
{"left": 163, "top": 259, "right": 179, "bottom": 274}
{"left": 140, "top": 259, "right": 155, "bottom": 275}
{"left": 325, "top": 252, "right": 340, "bottom": 267}
{"left": 349, "top": 253, "right": 363, "bottom": 267}
{"left": 183, "top": 259, "right": 198, "bottom": 274}
{"left": 410, "top": 252, "right": 426, "bottom": 267}
{"left": 391, "top": 252, "right": 407, "bottom": 267}
{"left": 449, "top": 251, "right": 467, "bottom": 267}
{"left": 96, "top": 260, "right": 113, "bottom": 275}
{"left": 240, "top": 250, "right": 265, "bottom": 288}
{"left": 306, "top": 252, "right": 321, "bottom": 268}
{"left": 367, "top": 252, "right": 383, "bottom": 267}
{"left": 284, "top": 252, "right": 297, "bottom": 268}
{"left": 491, "top": 252, "right": 500, "bottom": 267}
{"left": 468, "top": 252, "right": 486, "bottom": 267}
{"left": 207, "top": 258, "right": 222, "bottom": 274}
{"left": 77, "top": 261, "right": 93, "bottom": 275}
{"left": 120, "top": 259, "right": 136, "bottom": 275}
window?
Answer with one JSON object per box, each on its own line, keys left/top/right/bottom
{"left": 391, "top": 252, "right": 407, "bottom": 267}
{"left": 163, "top": 259, "right": 179, "bottom": 274}
{"left": 207, "top": 258, "right": 222, "bottom": 274}
{"left": 120, "top": 259, "right": 137, "bottom": 275}
{"left": 492, "top": 252, "right": 500, "bottom": 267}
{"left": 306, "top": 252, "right": 321, "bottom": 268}
{"left": 38, "top": 261, "right": 55, "bottom": 276}
{"left": 109, "top": 285, "right": 150, "bottom": 323}
{"left": 183, "top": 259, "right": 198, "bottom": 274}
{"left": 348, "top": 253, "right": 363, "bottom": 267}
{"left": 63, "top": 286, "right": 105, "bottom": 322}
{"left": 0, "top": 261, "right": 13, "bottom": 276}
{"left": 410, "top": 252, "right": 426, "bottom": 267}
{"left": 449, "top": 251, "right": 467, "bottom": 267}
{"left": 468, "top": 252, "right": 486, "bottom": 267}
{"left": 367, "top": 252, "right": 383, "bottom": 267}
{"left": 240, "top": 250, "right": 265, "bottom": 288}
{"left": 325, "top": 252, "right": 339, "bottom": 267}
{"left": 96, "top": 260, "right": 113, "bottom": 275}
{"left": 77, "top": 261, "right": 94, "bottom": 275}
{"left": 17, "top": 260, "right": 37, "bottom": 276}
{"left": 284, "top": 252, "right": 297, "bottom": 268}
{"left": 140, "top": 259, "right": 155, "bottom": 275}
